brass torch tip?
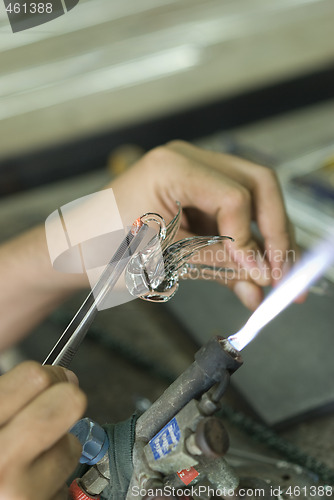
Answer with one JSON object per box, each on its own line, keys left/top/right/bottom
{"left": 219, "top": 337, "right": 243, "bottom": 361}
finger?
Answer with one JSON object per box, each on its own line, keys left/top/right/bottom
{"left": 182, "top": 266, "right": 264, "bottom": 311}
{"left": 5, "top": 382, "right": 86, "bottom": 465}
{"left": 173, "top": 226, "right": 263, "bottom": 310}
{"left": 183, "top": 164, "right": 253, "bottom": 248}
{"left": 0, "top": 361, "right": 78, "bottom": 426}
{"left": 232, "top": 280, "right": 264, "bottom": 310}
{"left": 139, "top": 144, "right": 253, "bottom": 245}
{"left": 28, "top": 434, "right": 82, "bottom": 500}
{"left": 113, "top": 143, "right": 260, "bottom": 279}
{"left": 119, "top": 144, "right": 270, "bottom": 287}
{"left": 215, "top": 190, "right": 271, "bottom": 286}
{"left": 182, "top": 259, "right": 264, "bottom": 311}
{"left": 167, "top": 142, "right": 291, "bottom": 280}
{"left": 243, "top": 164, "right": 293, "bottom": 281}
{"left": 158, "top": 147, "right": 271, "bottom": 285}
{"left": 114, "top": 142, "right": 280, "bottom": 287}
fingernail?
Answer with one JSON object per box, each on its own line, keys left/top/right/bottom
{"left": 234, "top": 281, "right": 262, "bottom": 310}
{"left": 64, "top": 369, "right": 79, "bottom": 385}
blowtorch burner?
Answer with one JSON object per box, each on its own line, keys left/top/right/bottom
{"left": 127, "top": 337, "right": 243, "bottom": 500}
{"left": 68, "top": 337, "right": 243, "bottom": 500}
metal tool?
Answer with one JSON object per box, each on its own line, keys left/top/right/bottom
{"left": 43, "top": 218, "right": 148, "bottom": 368}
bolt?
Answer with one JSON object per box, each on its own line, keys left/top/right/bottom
{"left": 70, "top": 417, "right": 109, "bottom": 465}
{"left": 80, "top": 466, "right": 109, "bottom": 496}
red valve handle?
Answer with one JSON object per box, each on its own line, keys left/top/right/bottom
{"left": 69, "top": 479, "right": 100, "bottom": 500}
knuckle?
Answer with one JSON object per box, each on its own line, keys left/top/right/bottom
{"left": 140, "top": 147, "right": 167, "bottom": 176}
{"left": 22, "top": 361, "right": 53, "bottom": 391}
{"left": 144, "top": 145, "right": 168, "bottom": 163}
{"left": 254, "top": 165, "right": 279, "bottom": 186}
{"left": 225, "top": 186, "right": 251, "bottom": 211}
{"left": 143, "top": 145, "right": 177, "bottom": 171}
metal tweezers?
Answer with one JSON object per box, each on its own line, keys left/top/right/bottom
{"left": 43, "top": 221, "right": 148, "bottom": 368}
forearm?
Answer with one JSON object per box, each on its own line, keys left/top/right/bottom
{"left": 0, "top": 174, "right": 133, "bottom": 351}
{"left": 0, "top": 226, "right": 87, "bottom": 351}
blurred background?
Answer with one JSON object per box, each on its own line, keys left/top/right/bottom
{"left": 0, "top": 0, "right": 334, "bottom": 194}
{"left": 1, "top": 0, "right": 334, "bottom": 484}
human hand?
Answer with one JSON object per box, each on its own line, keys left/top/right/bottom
{"left": 0, "top": 140, "right": 298, "bottom": 349}
{"left": 0, "top": 361, "right": 87, "bottom": 500}
{"left": 111, "top": 141, "right": 299, "bottom": 310}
